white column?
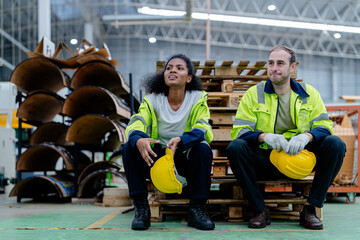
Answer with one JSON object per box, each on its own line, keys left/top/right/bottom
{"left": 38, "top": 0, "right": 51, "bottom": 41}
{"left": 331, "top": 58, "right": 338, "bottom": 102}
{"left": 84, "top": 23, "right": 94, "bottom": 44}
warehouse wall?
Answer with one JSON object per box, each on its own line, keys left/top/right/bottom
{"left": 108, "top": 38, "right": 360, "bottom": 105}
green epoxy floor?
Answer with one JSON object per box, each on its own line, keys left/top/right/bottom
{"left": 0, "top": 194, "right": 359, "bottom": 240}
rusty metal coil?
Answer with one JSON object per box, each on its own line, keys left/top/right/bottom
{"left": 62, "top": 86, "right": 130, "bottom": 120}
{"left": 16, "top": 143, "right": 91, "bottom": 171}
{"left": 17, "top": 90, "right": 64, "bottom": 125}
{"left": 29, "top": 122, "right": 69, "bottom": 146}
{"left": 78, "top": 161, "right": 122, "bottom": 184}
{"left": 70, "top": 61, "right": 129, "bottom": 97}
{"left": 65, "top": 114, "right": 126, "bottom": 149}
{"left": 78, "top": 169, "right": 126, "bottom": 198}
{"left": 9, "top": 57, "right": 69, "bottom": 93}
{"left": 9, "top": 173, "right": 75, "bottom": 199}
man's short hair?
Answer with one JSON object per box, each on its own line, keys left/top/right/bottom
{"left": 269, "top": 46, "right": 296, "bottom": 64}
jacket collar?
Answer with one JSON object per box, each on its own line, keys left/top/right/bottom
{"left": 264, "top": 78, "right": 309, "bottom": 98}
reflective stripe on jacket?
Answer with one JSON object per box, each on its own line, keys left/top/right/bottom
{"left": 231, "top": 79, "right": 333, "bottom": 149}
{"left": 126, "top": 90, "right": 213, "bottom": 143}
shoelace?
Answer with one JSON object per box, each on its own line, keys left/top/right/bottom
{"left": 135, "top": 201, "right": 150, "bottom": 218}
{"left": 191, "top": 205, "right": 209, "bottom": 220}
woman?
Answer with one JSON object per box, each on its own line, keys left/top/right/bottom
{"left": 123, "top": 54, "right": 214, "bottom": 230}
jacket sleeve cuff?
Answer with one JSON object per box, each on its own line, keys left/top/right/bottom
{"left": 309, "top": 127, "right": 331, "bottom": 142}
{"left": 180, "top": 128, "right": 205, "bottom": 150}
{"left": 128, "top": 130, "right": 150, "bottom": 148}
{"left": 239, "top": 131, "right": 262, "bottom": 146}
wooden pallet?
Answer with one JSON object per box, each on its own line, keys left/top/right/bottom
{"left": 157, "top": 60, "right": 299, "bottom": 92}
{"left": 148, "top": 178, "right": 320, "bottom": 222}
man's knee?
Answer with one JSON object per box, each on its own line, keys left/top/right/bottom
{"left": 226, "top": 138, "right": 249, "bottom": 155}
{"left": 323, "top": 135, "right": 347, "bottom": 154}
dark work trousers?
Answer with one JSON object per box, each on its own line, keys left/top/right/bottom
{"left": 122, "top": 142, "right": 213, "bottom": 200}
{"left": 226, "top": 135, "right": 346, "bottom": 212}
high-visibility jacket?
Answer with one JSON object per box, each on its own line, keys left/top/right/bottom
{"left": 231, "top": 79, "right": 333, "bottom": 149}
{"left": 126, "top": 90, "right": 213, "bottom": 145}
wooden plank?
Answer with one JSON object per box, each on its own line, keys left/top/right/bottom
{"left": 237, "top": 61, "right": 250, "bottom": 74}
{"left": 192, "top": 61, "right": 200, "bottom": 74}
{"left": 340, "top": 95, "right": 360, "bottom": 102}
{"left": 207, "top": 92, "right": 243, "bottom": 108}
{"left": 212, "top": 128, "right": 232, "bottom": 141}
{"left": 215, "top": 61, "right": 237, "bottom": 75}
{"left": 221, "top": 80, "right": 234, "bottom": 92}
{"left": 155, "top": 198, "right": 307, "bottom": 205}
{"left": 199, "top": 75, "right": 268, "bottom": 80}
{"left": 201, "top": 60, "right": 216, "bottom": 75}
{"left": 209, "top": 107, "right": 238, "bottom": 112}
{"left": 156, "top": 61, "right": 165, "bottom": 73}
{"left": 246, "top": 61, "right": 267, "bottom": 76}
{"left": 210, "top": 112, "right": 235, "bottom": 126}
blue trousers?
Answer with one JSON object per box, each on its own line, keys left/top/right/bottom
{"left": 226, "top": 135, "right": 346, "bottom": 212}
{"left": 122, "top": 142, "right": 213, "bottom": 200}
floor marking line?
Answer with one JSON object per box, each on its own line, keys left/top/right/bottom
{"left": 1, "top": 227, "right": 326, "bottom": 232}
{"left": 85, "top": 209, "right": 124, "bottom": 229}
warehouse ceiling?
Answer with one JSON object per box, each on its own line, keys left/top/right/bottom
{"left": 1, "top": 0, "right": 360, "bottom": 75}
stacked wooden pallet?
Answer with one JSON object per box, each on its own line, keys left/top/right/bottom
{"left": 150, "top": 60, "right": 317, "bottom": 222}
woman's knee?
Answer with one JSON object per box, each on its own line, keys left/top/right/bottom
{"left": 190, "top": 142, "right": 213, "bottom": 158}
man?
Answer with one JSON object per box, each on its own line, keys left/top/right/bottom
{"left": 226, "top": 46, "right": 345, "bottom": 230}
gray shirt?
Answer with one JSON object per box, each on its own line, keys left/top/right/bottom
{"left": 147, "top": 91, "right": 203, "bottom": 147}
{"left": 275, "top": 92, "right": 296, "bottom": 135}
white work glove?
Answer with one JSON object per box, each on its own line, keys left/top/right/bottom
{"left": 285, "top": 134, "right": 310, "bottom": 156}
{"left": 264, "top": 133, "right": 288, "bottom": 152}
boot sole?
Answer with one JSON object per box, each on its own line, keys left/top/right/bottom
{"left": 299, "top": 221, "right": 323, "bottom": 230}
{"left": 188, "top": 221, "right": 215, "bottom": 230}
{"left": 131, "top": 221, "right": 150, "bottom": 230}
{"left": 248, "top": 219, "right": 271, "bottom": 228}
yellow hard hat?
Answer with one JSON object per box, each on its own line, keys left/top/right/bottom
{"left": 270, "top": 149, "right": 316, "bottom": 179}
{"left": 150, "top": 148, "right": 182, "bottom": 194}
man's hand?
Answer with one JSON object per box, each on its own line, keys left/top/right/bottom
{"left": 136, "top": 138, "right": 160, "bottom": 166}
{"left": 167, "top": 137, "right": 181, "bottom": 156}
{"left": 285, "top": 134, "right": 310, "bottom": 156}
{"left": 264, "top": 133, "right": 288, "bottom": 152}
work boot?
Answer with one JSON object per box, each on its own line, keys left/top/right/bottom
{"left": 131, "top": 195, "right": 150, "bottom": 230}
{"left": 299, "top": 205, "right": 323, "bottom": 230}
{"left": 248, "top": 207, "right": 271, "bottom": 228}
{"left": 188, "top": 199, "right": 215, "bottom": 230}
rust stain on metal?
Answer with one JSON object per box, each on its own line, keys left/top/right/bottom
{"left": 77, "top": 161, "right": 126, "bottom": 198}
{"left": 29, "top": 122, "right": 69, "bottom": 146}
{"left": 16, "top": 143, "right": 90, "bottom": 171}
{"left": 70, "top": 61, "right": 129, "bottom": 97}
{"left": 9, "top": 58, "right": 68, "bottom": 93}
{"left": 17, "top": 90, "right": 64, "bottom": 125}
{"left": 65, "top": 114, "right": 126, "bottom": 149}
{"left": 62, "top": 86, "right": 130, "bottom": 120}
{"left": 9, "top": 174, "right": 75, "bottom": 198}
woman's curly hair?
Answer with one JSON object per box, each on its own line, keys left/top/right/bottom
{"left": 141, "top": 54, "right": 203, "bottom": 95}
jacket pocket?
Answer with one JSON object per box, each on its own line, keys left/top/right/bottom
{"left": 253, "top": 105, "right": 271, "bottom": 130}
{"left": 298, "top": 105, "right": 312, "bottom": 131}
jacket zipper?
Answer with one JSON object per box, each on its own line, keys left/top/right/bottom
{"left": 274, "top": 97, "right": 279, "bottom": 133}
{"left": 294, "top": 95, "right": 299, "bottom": 126}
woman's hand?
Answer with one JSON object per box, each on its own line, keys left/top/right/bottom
{"left": 136, "top": 138, "right": 160, "bottom": 166}
{"left": 167, "top": 137, "right": 182, "bottom": 156}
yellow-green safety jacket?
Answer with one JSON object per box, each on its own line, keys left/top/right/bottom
{"left": 231, "top": 79, "right": 333, "bottom": 149}
{"left": 126, "top": 90, "right": 213, "bottom": 147}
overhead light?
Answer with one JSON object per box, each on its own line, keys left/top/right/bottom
{"left": 138, "top": 7, "right": 360, "bottom": 34}
{"left": 138, "top": 6, "right": 185, "bottom": 17}
{"left": 70, "top": 39, "right": 78, "bottom": 45}
{"left": 333, "top": 33, "right": 341, "bottom": 39}
{"left": 149, "top": 37, "right": 157, "bottom": 43}
{"left": 267, "top": 5, "right": 276, "bottom": 11}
